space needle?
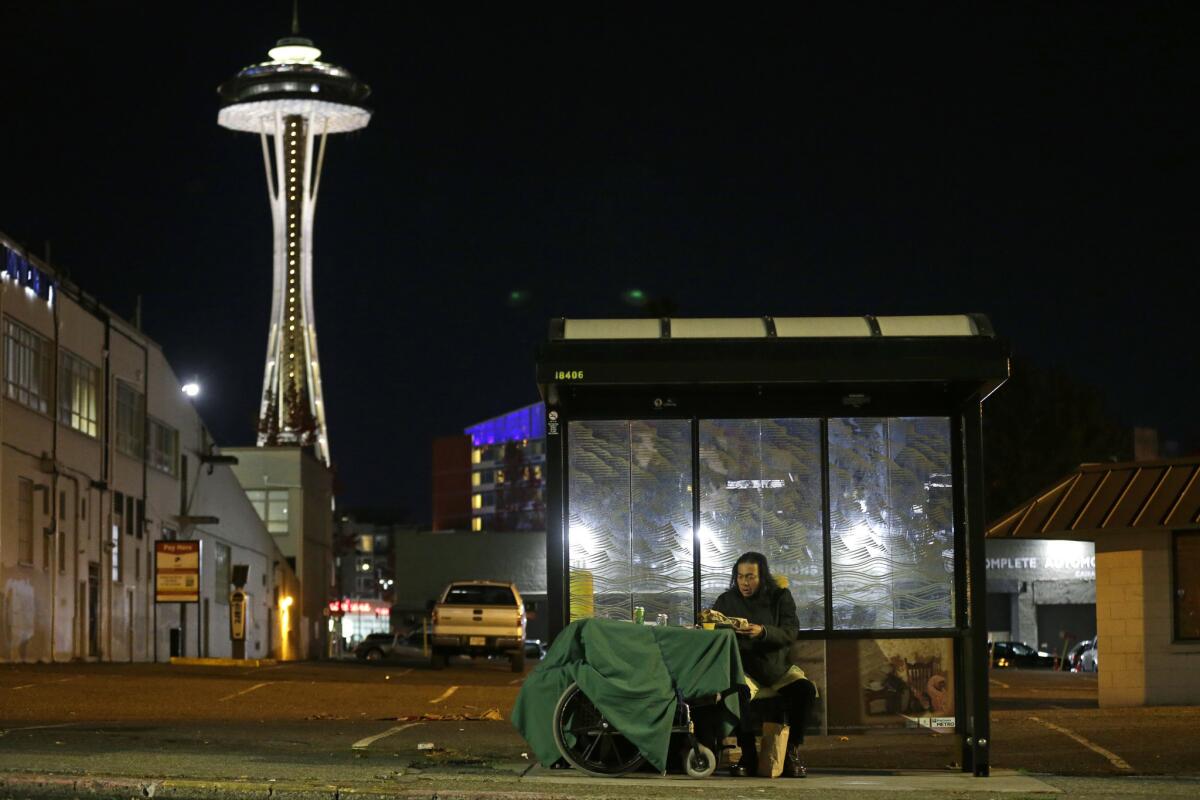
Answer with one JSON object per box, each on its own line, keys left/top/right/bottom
{"left": 217, "top": 9, "right": 370, "bottom": 466}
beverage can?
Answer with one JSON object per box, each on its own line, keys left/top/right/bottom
{"left": 656, "top": 613, "right": 669, "bottom": 627}
{"left": 633, "top": 606, "right": 645, "bottom": 624}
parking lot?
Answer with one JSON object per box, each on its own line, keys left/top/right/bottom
{"left": 2, "top": 658, "right": 1198, "bottom": 791}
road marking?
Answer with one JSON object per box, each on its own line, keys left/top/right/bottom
{"left": 988, "top": 678, "right": 1010, "bottom": 689}
{"left": 240, "top": 664, "right": 288, "bottom": 676}
{"left": 508, "top": 677, "right": 525, "bottom": 685}
{"left": 352, "top": 721, "right": 423, "bottom": 750}
{"left": 429, "top": 686, "right": 459, "bottom": 704}
{"left": 218, "top": 682, "right": 272, "bottom": 702}
{"left": 391, "top": 668, "right": 413, "bottom": 678}
{"left": 11, "top": 676, "right": 82, "bottom": 691}
{"left": 0, "top": 723, "right": 76, "bottom": 738}
{"left": 1029, "top": 716, "right": 1132, "bottom": 771}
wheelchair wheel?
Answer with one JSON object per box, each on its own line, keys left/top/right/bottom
{"left": 681, "top": 743, "right": 717, "bottom": 779}
{"left": 552, "top": 681, "right": 646, "bottom": 776}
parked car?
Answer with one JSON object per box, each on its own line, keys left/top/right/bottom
{"left": 354, "top": 629, "right": 427, "bottom": 662}
{"left": 430, "top": 580, "right": 527, "bottom": 672}
{"left": 1065, "top": 639, "right": 1094, "bottom": 672}
{"left": 989, "top": 640, "right": 1057, "bottom": 669}
{"left": 1078, "top": 637, "right": 1099, "bottom": 672}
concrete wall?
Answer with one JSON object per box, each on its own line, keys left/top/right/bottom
{"left": 1096, "top": 531, "right": 1200, "bottom": 706}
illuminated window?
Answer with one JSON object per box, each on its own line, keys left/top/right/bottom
{"left": 148, "top": 418, "right": 179, "bottom": 476}
{"left": 496, "top": 470, "right": 506, "bottom": 484}
{"left": 471, "top": 517, "right": 482, "bottom": 532}
{"left": 115, "top": 381, "right": 145, "bottom": 459}
{"left": 359, "top": 534, "right": 373, "bottom": 553}
{"left": 58, "top": 350, "right": 99, "bottom": 436}
{"left": 472, "top": 493, "right": 482, "bottom": 510}
{"left": 111, "top": 492, "right": 123, "bottom": 582}
{"left": 471, "top": 448, "right": 482, "bottom": 464}
{"left": 4, "top": 319, "right": 51, "bottom": 413}
{"left": 246, "top": 489, "right": 289, "bottom": 534}
{"left": 471, "top": 471, "right": 481, "bottom": 486}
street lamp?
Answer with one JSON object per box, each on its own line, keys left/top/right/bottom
{"left": 182, "top": 381, "right": 201, "bottom": 398}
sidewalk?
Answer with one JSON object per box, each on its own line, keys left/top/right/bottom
{"left": 8, "top": 766, "right": 1200, "bottom": 800}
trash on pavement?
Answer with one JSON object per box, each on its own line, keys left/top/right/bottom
{"left": 388, "top": 708, "right": 503, "bottom": 722}
{"left": 417, "top": 742, "right": 435, "bottom": 750}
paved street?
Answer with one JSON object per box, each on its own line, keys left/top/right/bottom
{"left": 2, "top": 659, "right": 1199, "bottom": 798}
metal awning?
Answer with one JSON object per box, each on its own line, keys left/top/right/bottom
{"left": 986, "top": 457, "right": 1200, "bottom": 540}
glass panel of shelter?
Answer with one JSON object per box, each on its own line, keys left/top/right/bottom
{"left": 566, "top": 415, "right": 959, "bottom": 733}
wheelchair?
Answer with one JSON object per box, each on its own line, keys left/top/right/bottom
{"left": 551, "top": 681, "right": 722, "bottom": 778}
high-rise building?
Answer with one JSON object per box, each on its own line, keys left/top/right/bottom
{"left": 432, "top": 403, "right": 547, "bottom": 533}
{"left": 217, "top": 16, "right": 371, "bottom": 466}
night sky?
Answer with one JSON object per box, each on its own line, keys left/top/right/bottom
{"left": 1, "top": 2, "right": 1196, "bottom": 519}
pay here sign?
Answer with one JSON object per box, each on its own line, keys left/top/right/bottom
{"left": 155, "top": 541, "right": 200, "bottom": 603}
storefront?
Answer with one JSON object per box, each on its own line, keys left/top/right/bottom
{"left": 329, "top": 599, "right": 392, "bottom": 646}
{"left": 985, "top": 538, "right": 1096, "bottom": 661}
{"left": 536, "top": 315, "right": 1008, "bottom": 775}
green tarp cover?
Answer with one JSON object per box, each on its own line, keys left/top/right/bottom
{"left": 511, "top": 618, "right": 745, "bottom": 772}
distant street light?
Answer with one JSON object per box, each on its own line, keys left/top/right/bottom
{"left": 182, "top": 382, "right": 201, "bottom": 398}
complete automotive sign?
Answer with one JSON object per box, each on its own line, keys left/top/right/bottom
{"left": 155, "top": 541, "right": 200, "bottom": 603}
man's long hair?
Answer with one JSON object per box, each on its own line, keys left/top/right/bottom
{"left": 728, "top": 551, "right": 776, "bottom": 597}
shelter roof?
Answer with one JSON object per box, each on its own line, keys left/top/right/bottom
{"left": 986, "top": 456, "right": 1200, "bottom": 540}
{"left": 537, "top": 314, "right": 1009, "bottom": 409}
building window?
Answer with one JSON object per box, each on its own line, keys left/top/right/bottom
{"left": 148, "top": 418, "right": 179, "bottom": 475}
{"left": 58, "top": 350, "right": 99, "bottom": 436}
{"left": 1174, "top": 532, "right": 1200, "bottom": 641}
{"left": 17, "top": 477, "right": 34, "bottom": 565}
{"left": 3, "top": 319, "right": 52, "bottom": 413}
{"left": 471, "top": 516, "right": 482, "bottom": 532}
{"left": 471, "top": 471, "right": 481, "bottom": 487}
{"left": 472, "top": 493, "right": 482, "bottom": 510}
{"left": 214, "top": 542, "right": 231, "bottom": 603}
{"left": 115, "top": 380, "right": 145, "bottom": 459}
{"left": 111, "top": 492, "right": 123, "bottom": 583}
{"left": 358, "top": 534, "right": 373, "bottom": 553}
{"left": 471, "top": 447, "right": 482, "bottom": 464}
{"left": 246, "top": 489, "right": 288, "bottom": 535}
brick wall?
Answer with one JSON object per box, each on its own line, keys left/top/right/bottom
{"left": 1096, "top": 532, "right": 1200, "bottom": 706}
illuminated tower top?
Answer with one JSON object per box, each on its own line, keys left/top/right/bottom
{"left": 217, "top": 11, "right": 370, "bottom": 466}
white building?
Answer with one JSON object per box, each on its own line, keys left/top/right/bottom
{"left": 0, "top": 233, "right": 301, "bottom": 662}
{"left": 225, "top": 446, "right": 333, "bottom": 659}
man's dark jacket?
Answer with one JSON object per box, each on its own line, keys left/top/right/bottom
{"left": 712, "top": 582, "right": 798, "bottom": 686}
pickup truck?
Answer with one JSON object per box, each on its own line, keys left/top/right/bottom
{"left": 430, "top": 580, "right": 527, "bottom": 672}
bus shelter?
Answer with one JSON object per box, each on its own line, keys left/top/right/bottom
{"left": 535, "top": 315, "right": 1009, "bottom": 776}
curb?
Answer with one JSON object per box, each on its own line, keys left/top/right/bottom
{"left": 169, "top": 657, "right": 280, "bottom": 667}
{"left": 0, "top": 773, "right": 567, "bottom": 800}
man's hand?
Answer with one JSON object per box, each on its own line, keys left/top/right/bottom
{"left": 738, "top": 623, "right": 764, "bottom": 639}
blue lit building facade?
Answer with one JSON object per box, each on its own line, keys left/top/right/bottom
{"left": 464, "top": 403, "right": 547, "bottom": 533}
